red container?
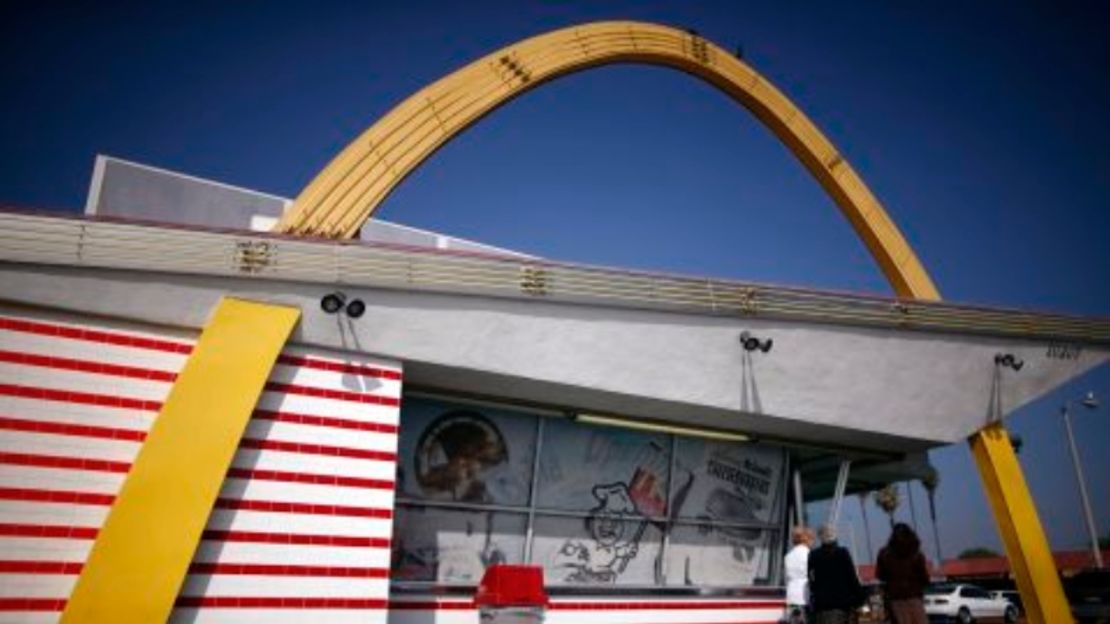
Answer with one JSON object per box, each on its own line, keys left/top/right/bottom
{"left": 474, "top": 564, "right": 549, "bottom": 608}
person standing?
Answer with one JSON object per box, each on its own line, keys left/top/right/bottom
{"left": 808, "top": 525, "right": 864, "bottom": 624}
{"left": 876, "top": 523, "right": 930, "bottom": 624}
{"left": 784, "top": 526, "right": 814, "bottom": 622}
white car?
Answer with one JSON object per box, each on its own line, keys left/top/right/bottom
{"left": 924, "top": 584, "right": 1019, "bottom": 623}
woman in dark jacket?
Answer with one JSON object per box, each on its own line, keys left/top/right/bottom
{"left": 876, "top": 523, "right": 930, "bottom": 624}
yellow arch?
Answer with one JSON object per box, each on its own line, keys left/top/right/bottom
{"left": 275, "top": 20, "right": 938, "bottom": 299}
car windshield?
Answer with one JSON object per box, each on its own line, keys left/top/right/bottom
{"left": 926, "top": 584, "right": 958, "bottom": 595}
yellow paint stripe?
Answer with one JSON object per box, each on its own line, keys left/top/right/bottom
{"left": 970, "top": 424, "right": 1072, "bottom": 624}
{"left": 61, "top": 298, "right": 300, "bottom": 623}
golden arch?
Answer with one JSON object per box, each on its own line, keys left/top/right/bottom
{"left": 275, "top": 20, "right": 939, "bottom": 300}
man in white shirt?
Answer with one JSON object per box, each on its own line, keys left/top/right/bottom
{"left": 784, "top": 526, "right": 814, "bottom": 623}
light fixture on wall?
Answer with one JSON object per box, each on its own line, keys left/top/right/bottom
{"left": 739, "top": 331, "right": 773, "bottom": 353}
{"left": 994, "top": 353, "right": 1024, "bottom": 371}
{"left": 320, "top": 292, "right": 366, "bottom": 318}
{"left": 574, "top": 412, "right": 750, "bottom": 443}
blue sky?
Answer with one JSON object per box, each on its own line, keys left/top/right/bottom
{"left": 1, "top": 1, "right": 1107, "bottom": 561}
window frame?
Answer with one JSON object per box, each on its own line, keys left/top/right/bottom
{"left": 392, "top": 391, "right": 788, "bottom": 589}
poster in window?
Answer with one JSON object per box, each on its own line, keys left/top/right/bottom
{"left": 536, "top": 418, "right": 669, "bottom": 516}
{"left": 531, "top": 514, "right": 663, "bottom": 586}
{"left": 391, "top": 506, "right": 527, "bottom": 583}
{"left": 396, "top": 397, "right": 536, "bottom": 506}
{"left": 669, "top": 438, "right": 784, "bottom": 525}
{"left": 663, "top": 524, "right": 773, "bottom": 587}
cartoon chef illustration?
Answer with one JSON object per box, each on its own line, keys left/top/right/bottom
{"left": 556, "top": 482, "right": 646, "bottom": 583}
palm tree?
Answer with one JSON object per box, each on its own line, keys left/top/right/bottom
{"left": 857, "top": 490, "right": 875, "bottom": 563}
{"left": 875, "top": 483, "right": 900, "bottom": 529}
{"left": 922, "top": 468, "right": 944, "bottom": 570}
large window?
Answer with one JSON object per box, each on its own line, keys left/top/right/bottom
{"left": 391, "top": 395, "right": 786, "bottom": 588}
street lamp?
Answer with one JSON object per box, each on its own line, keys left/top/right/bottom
{"left": 1062, "top": 391, "right": 1102, "bottom": 569}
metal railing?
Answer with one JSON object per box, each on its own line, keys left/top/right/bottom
{"left": 1, "top": 210, "right": 1107, "bottom": 344}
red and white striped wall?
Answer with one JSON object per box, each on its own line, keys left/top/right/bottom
{"left": 388, "top": 597, "right": 786, "bottom": 624}
{"left": 0, "top": 308, "right": 402, "bottom": 624}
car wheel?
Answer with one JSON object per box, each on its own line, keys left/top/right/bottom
{"left": 1004, "top": 605, "right": 1018, "bottom": 623}
{"left": 957, "top": 607, "right": 973, "bottom": 624}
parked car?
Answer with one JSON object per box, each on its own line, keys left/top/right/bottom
{"left": 924, "top": 583, "right": 1018, "bottom": 623}
{"left": 1065, "top": 569, "right": 1110, "bottom": 624}
{"left": 990, "top": 590, "right": 1022, "bottom": 617}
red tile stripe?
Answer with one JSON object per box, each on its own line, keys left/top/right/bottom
{"left": 0, "top": 383, "right": 162, "bottom": 411}
{"left": 0, "top": 316, "right": 192, "bottom": 354}
{"left": 0, "top": 598, "right": 393, "bottom": 612}
{"left": 0, "top": 315, "right": 402, "bottom": 380}
{"left": 277, "top": 354, "right": 402, "bottom": 381}
{"left": 214, "top": 498, "right": 393, "bottom": 519}
{"left": 0, "top": 363, "right": 397, "bottom": 408}
{"left": 0, "top": 561, "right": 389, "bottom": 578}
{"left": 226, "top": 467, "right": 395, "bottom": 491}
{"left": 0, "top": 598, "right": 67, "bottom": 612}
{"left": 200, "top": 530, "right": 391, "bottom": 549}
{"left": 0, "top": 560, "right": 82, "bottom": 574}
{"left": 0, "top": 415, "right": 146, "bottom": 441}
{"left": 0, "top": 523, "right": 98, "bottom": 540}
{"left": 0, "top": 448, "right": 395, "bottom": 490}
{"left": 0, "top": 413, "right": 395, "bottom": 466}
{"left": 264, "top": 382, "right": 400, "bottom": 407}
{"left": 548, "top": 601, "right": 787, "bottom": 610}
{"left": 239, "top": 438, "right": 396, "bottom": 462}
{"left": 175, "top": 597, "right": 390, "bottom": 609}
{"left": 0, "top": 523, "right": 390, "bottom": 549}
{"left": 253, "top": 409, "right": 398, "bottom": 435}
{"left": 387, "top": 600, "right": 786, "bottom": 611}
{"left": 187, "top": 563, "right": 389, "bottom": 577}
{"left": 0, "top": 451, "right": 130, "bottom": 473}
{"left": 0, "top": 486, "right": 114, "bottom": 506}
{"left": 0, "top": 488, "right": 392, "bottom": 518}
{"left": 0, "top": 349, "right": 176, "bottom": 382}
{"left": 0, "top": 407, "right": 396, "bottom": 443}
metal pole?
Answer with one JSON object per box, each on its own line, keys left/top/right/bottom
{"left": 1062, "top": 404, "right": 1104, "bottom": 569}
{"left": 793, "top": 470, "right": 806, "bottom": 528}
{"left": 827, "top": 460, "right": 851, "bottom": 529}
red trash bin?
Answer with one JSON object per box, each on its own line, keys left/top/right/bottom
{"left": 474, "top": 565, "right": 548, "bottom": 624}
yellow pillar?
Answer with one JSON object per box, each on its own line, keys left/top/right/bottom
{"left": 969, "top": 423, "right": 1073, "bottom": 623}
{"left": 61, "top": 298, "right": 300, "bottom": 623}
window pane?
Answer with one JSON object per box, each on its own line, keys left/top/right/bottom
{"left": 391, "top": 505, "right": 527, "bottom": 583}
{"left": 664, "top": 523, "right": 775, "bottom": 587}
{"left": 670, "top": 437, "right": 784, "bottom": 525}
{"left": 531, "top": 514, "right": 664, "bottom": 586}
{"left": 396, "top": 397, "right": 536, "bottom": 505}
{"left": 536, "top": 418, "right": 670, "bottom": 515}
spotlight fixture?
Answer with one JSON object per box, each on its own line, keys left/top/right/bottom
{"left": 321, "top": 292, "right": 346, "bottom": 314}
{"left": 739, "top": 331, "right": 773, "bottom": 353}
{"left": 320, "top": 292, "right": 366, "bottom": 318}
{"left": 345, "top": 298, "right": 366, "bottom": 319}
{"left": 994, "top": 353, "right": 1024, "bottom": 371}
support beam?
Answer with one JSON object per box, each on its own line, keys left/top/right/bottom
{"left": 970, "top": 423, "right": 1073, "bottom": 624}
{"left": 826, "top": 460, "right": 852, "bottom": 529}
{"left": 61, "top": 298, "right": 300, "bottom": 623}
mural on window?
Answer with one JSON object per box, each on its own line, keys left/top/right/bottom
{"left": 664, "top": 524, "right": 774, "bottom": 586}
{"left": 537, "top": 418, "right": 669, "bottom": 515}
{"left": 396, "top": 397, "right": 535, "bottom": 505}
{"left": 531, "top": 515, "right": 663, "bottom": 585}
{"left": 392, "top": 506, "right": 527, "bottom": 583}
{"left": 392, "top": 396, "right": 785, "bottom": 587}
{"left": 669, "top": 437, "right": 784, "bottom": 525}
